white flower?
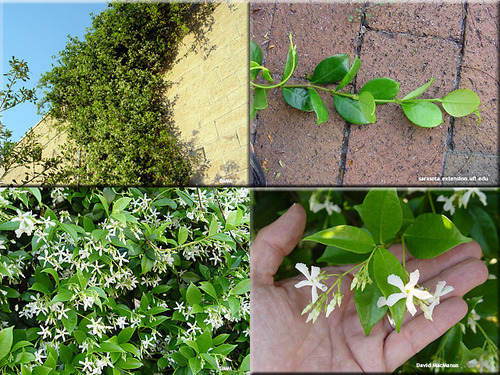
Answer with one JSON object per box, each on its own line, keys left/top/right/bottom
{"left": 377, "top": 270, "right": 432, "bottom": 316}
{"left": 309, "top": 194, "right": 341, "bottom": 215}
{"left": 424, "top": 280, "right": 454, "bottom": 320}
{"left": 294, "top": 263, "right": 327, "bottom": 303}
{"left": 437, "top": 195, "right": 456, "bottom": 215}
{"left": 54, "top": 326, "right": 68, "bottom": 341}
{"left": 458, "top": 188, "right": 487, "bottom": 208}
{"left": 12, "top": 210, "right": 37, "bottom": 237}
{"left": 37, "top": 325, "right": 52, "bottom": 340}
{"left": 467, "top": 309, "right": 481, "bottom": 333}
{"left": 86, "top": 317, "right": 107, "bottom": 338}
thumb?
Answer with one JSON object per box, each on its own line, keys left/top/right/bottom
{"left": 251, "top": 203, "right": 306, "bottom": 286}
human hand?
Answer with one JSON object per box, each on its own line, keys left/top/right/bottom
{"left": 250, "top": 204, "right": 488, "bottom": 372}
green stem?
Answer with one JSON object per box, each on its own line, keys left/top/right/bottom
{"left": 253, "top": 82, "right": 445, "bottom": 105}
{"left": 401, "top": 237, "right": 408, "bottom": 283}
{"left": 428, "top": 191, "right": 436, "bottom": 213}
{"left": 476, "top": 322, "right": 498, "bottom": 350}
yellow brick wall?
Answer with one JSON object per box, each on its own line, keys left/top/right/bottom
{"left": 166, "top": 2, "right": 249, "bottom": 186}
{"left": 1, "top": 2, "right": 249, "bottom": 186}
{"left": 0, "top": 116, "right": 67, "bottom": 185}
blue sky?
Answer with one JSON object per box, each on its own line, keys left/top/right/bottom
{"left": 1, "top": 1, "right": 108, "bottom": 141}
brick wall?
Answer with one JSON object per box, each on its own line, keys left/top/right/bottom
{"left": 166, "top": 2, "right": 249, "bottom": 185}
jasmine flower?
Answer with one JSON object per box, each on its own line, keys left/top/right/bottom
{"left": 377, "top": 270, "right": 433, "bottom": 316}
{"left": 294, "top": 263, "right": 327, "bottom": 303}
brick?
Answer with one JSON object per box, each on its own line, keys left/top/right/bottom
{"left": 452, "top": 2, "right": 498, "bottom": 154}
{"left": 206, "top": 132, "right": 242, "bottom": 161}
{"left": 214, "top": 105, "right": 246, "bottom": 137}
{"left": 253, "top": 79, "right": 345, "bottom": 186}
{"left": 219, "top": 48, "right": 246, "bottom": 81}
{"left": 227, "top": 85, "right": 248, "bottom": 110}
{"left": 223, "top": 146, "right": 249, "bottom": 174}
{"left": 226, "top": 169, "right": 249, "bottom": 186}
{"left": 344, "top": 31, "right": 459, "bottom": 186}
{"left": 365, "top": 1, "right": 463, "bottom": 40}
{"left": 443, "top": 151, "right": 499, "bottom": 186}
{"left": 264, "top": 2, "right": 360, "bottom": 78}
{"left": 236, "top": 124, "right": 249, "bottom": 147}
{"left": 209, "top": 71, "right": 240, "bottom": 103}
{"left": 196, "top": 121, "right": 219, "bottom": 144}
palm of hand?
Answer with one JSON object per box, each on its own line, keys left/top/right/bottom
{"left": 251, "top": 204, "right": 488, "bottom": 373}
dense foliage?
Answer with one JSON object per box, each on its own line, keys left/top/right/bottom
{"left": 38, "top": 2, "right": 216, "bottom": 185}
{"left": 253, "top": 188, "right": 498, "bottom": 372}
{"left": 0, "top": 187, "right": 249, "bottom": 374}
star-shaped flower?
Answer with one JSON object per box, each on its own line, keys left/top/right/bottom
{"left": 423, "top": 280, "right": 454, "bottom": 320}
{"left": 294, "top": 263, "right": 327, "bottom": 303}
{"left": 377, "top": 269, "right": 432, "bottom": 316}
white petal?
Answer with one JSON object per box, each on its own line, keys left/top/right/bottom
{"left": 408, "top": 270, "right": 420, "bottom": 288}
{"left": 310, "top": 265, "right": 321, "bottom": 279}
{"left": 406, "top": 296, "right": 417, "bottom": 315}
{"left": 461, "top": 190, "right": 472, "bottom": 208}
{"left": 476, "top": 190, "right": 487, "bottom": 206}
{"left": 295, "top": 263, "right": 310, "bottom": 278}
{"left": 387, "top": 274, "right": 405, "bottom": 292}
{"left": 413, "top": 289, "right": 433, "bottom": 300}
{"left": 311, "top": 286, "right": 318, "bottom": 303}
{"left": 295, "top": 280, "right": 312, "bottom": 289}
{"left": 434, "top": 280, "right": 446, "bottom": 295}
{"left": 377, "top": 296, "right": 387, "bottom": 308}
{"left": 312, "top": 278, "right": 327, "bottom": 291}
{"left": 386, "top": 292, "right": 407, "bottom": 306}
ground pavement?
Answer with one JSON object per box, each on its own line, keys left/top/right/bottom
{"left": 250, "top": 0, "right": 499, "bottom": 186}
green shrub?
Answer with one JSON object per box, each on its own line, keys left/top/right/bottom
{"left": 39, "top": 2, "right": 216, "bottom": 185}
{"left": 0, "top": 187, "right": 249, "bottom": 374}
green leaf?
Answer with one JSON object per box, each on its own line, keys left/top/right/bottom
{"left": 98, "top": 340, "right": 126, "bottom": 353}
{"left": 443, "top": 325, "right": 463, "bottom": 363}
{"left": 41, "top": 268, "right": 59, "bottom": 286}
{"left": 310, "top": 54, "right": 350, "bottom": 84}
{"left": 360, "top": 189, "right": 402, "bottom": 244}
{"left": 212, "top": 333, "right": 229, "bottom": 346}
{"left": 29, "top": 282, "right": 51, "bottom": 296}
{"left": 178, "top": 227, "right": 189, "bottom": 246}
{"left": 317, "top": 246, "right": 370, "bottom": 265}
{"left": 112, "top": 197, "right": 131, "bottom": 213}
{"left": 354, "top": 259, "right": 388, "bottom": 335}
{"left": 373, "top": 248, "right": 406, "bottom": 332}
{"left": 334, "top": 94, "right": 375, "bottom": 125}
{"left": 117, "top": 327, "right": 136, "bottom": 344}
{"left": 62, "top": 309, "right": 77, "bottom": 334}
{"left": 0, "top": 220, "right": 20, "bottom": 231}
{"left": 403, "top": 213, "right": 472, "bottom": 258}
{"left": 441, "top": 89, "right": 480, "bottom": 117}
{"left": 189, "top": 357, "right": 202, "bottom": 375}
{"left": 186, "top": 283, "right": 202, "bottom": 306}
{"left": 309, "top": 88, "right": 329, "bottom": 125}
{"left": 27, "top": 188, "right": 42, "bottom": 205}
{"left": 469, "top": 205, "right": 498, "bottom": 258}
{"left": 253, "top": 87, "right": 268, "bottom": 110}
{"left": 232, "top": 279, "right": 250, "bottom": 295}
{"left": 282, "top": 87, "right": 312, "bottom": 111}
{"left": 116, "top": 357, "right": 143, "bottom": 369}
{"left": 453, "top": 208, "right": 473, "bottom": 236}
{"left": 196, "top": 329, "right": 212, "bottom": 353}
{"left": 336, "top": 55, "right": 361, "bottom": 91}
{"left": 303, "top": 225, "right": 376, "bottom": 253}
{"left": 402, "top": 78, "right": 434, "bottom": 101}
{"left": 180, "top": 271, "right": 200, "bottom": 283}
{"left": 359, "top": 77, "right": 400, "bottom": 101}
{"left": 199, "top": 282, "right": 217, "bottom": 299}
{"left": 250, "top": 40, "right": 262, "bottom": 65}
{"left": 0, "top": 326, "right": 14, "bottom": 361}
{"left": 401, "top": 101, "right": 443, "bottom": 127}
{"left": 282, "top": 33, "right": 298, "bottom": 82}
{"left": 250, "top": 41, "right": 263, "bottom": 81}
{"left": 211, "top": 344, "right": 237, "bottom": 356}
{"left": 59, "top": 222, "right": 79, "bottom": 244}
{"left": 240, "top": 353, "right": 250, "bottom": 371}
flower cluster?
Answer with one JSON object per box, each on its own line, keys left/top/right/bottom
{"left": 0, "top": 187, "right": 249, "bottom": 375}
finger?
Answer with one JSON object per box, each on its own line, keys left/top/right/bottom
{"left": 405, "top": 241, "right": 483, "bottom": 282}
{"left": 251, "top": 203, "right": 306, "bottom": 286}
{"left": 399, "top": 256, "right": 488, "bottom": 326}
{"left": 385, "top": 297, "right": 468, "bottom": 372}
